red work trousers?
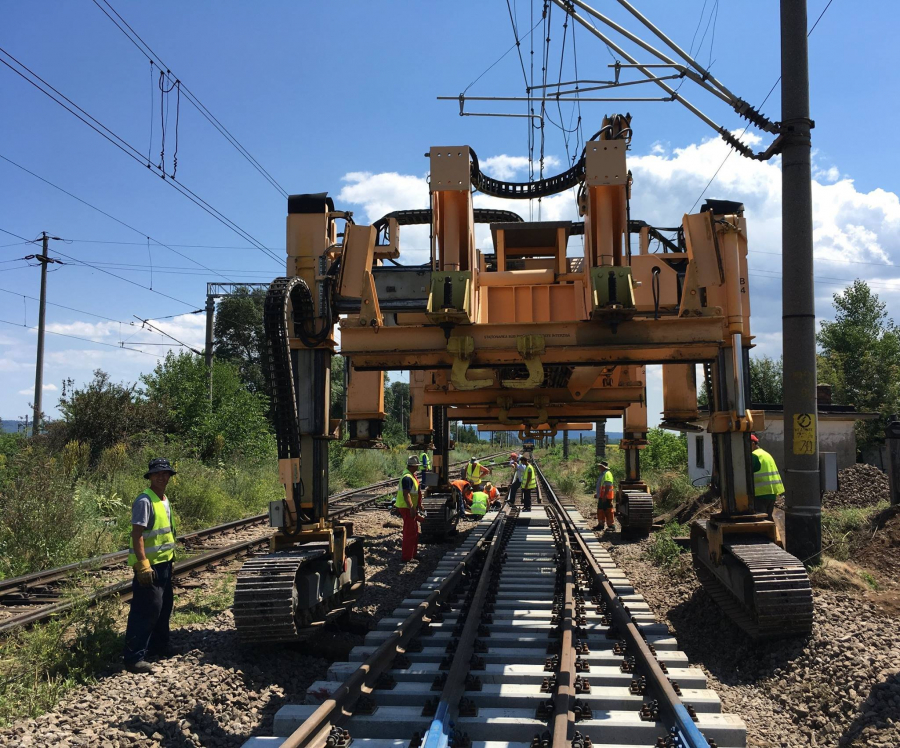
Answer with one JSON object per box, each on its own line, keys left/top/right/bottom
{"left": 398, "top": 507, "right": 419, "bottom": 562}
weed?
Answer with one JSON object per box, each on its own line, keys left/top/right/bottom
{"left": 171, "top": 574, "right": 236, "bottom": 625}
{"left": 858, "top": 570, "right": 879, "bottom": 590}
{"left": 0, "top": 584, "right": 121, "bottom": 726}
{"left": 644, "top": 522, "right": 690, "bottom": 577}
{"left": 821, "top": 502, "right": 889, "bottom": 561}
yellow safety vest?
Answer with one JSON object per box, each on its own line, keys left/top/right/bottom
{"left": 127, "top": 489, "right": 176, "bottom": 566}
{"left": 522, "top": 465, "right": 537, "bottom": 490}
{"left": 466, "top": 462, "right": 483, "bottom": 486}
{"left": 753, "top": 448, "right": 785, "bottom": 497}
{"left": 395, "top": 469, "right": 420, "bottom": 509}
{"left": 470, "top": 491, "right": 488, "bottom": 516}
{"left": 420, "top": 452, "right": 430, "bottom": 470}
{"left": 598, "top": 469, "right": 615, "bottom": 502}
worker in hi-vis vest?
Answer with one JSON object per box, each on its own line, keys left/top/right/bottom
{"left": 469, "top": 489, "right": 489, "bottom": 518}
{"left": 520, "top": 455, "right": 536, "bottom": 511}
{"left": 123, "top": 458, "right": 178, "bottom": 674}
{"left": 751, "top": 434, "right": 784, "bottom": 518}
{"left": 465, "top": 457, "right": 491, "bottom": 486}
{"left": 396, "top": 455, "right": 424, "bottom": 562}
{"left": 595, "top": 460, "right": 616, "bottom": 531}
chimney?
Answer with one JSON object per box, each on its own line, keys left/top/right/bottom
{"left": 817, "top": 383, "right": 833, "bottom": 405}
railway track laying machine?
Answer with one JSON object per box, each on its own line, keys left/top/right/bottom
{"left": 234, "top": 115, "right": 813, "bottom": 643}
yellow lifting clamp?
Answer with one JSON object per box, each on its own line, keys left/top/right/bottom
{"left": 448, "top": 335, "right": 493, "bottom": 391}
{"left": 500, "top": 334, "right": 546, "bottom": 389}
{"left": 498, "top": 395, "right": 549, "bottom": 427}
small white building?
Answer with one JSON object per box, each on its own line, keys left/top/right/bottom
{"left": 687, "top": 387, "right": 878, "bottom": 486}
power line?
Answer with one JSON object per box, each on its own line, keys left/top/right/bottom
{"left": 0, "top": 317, "right": 159, "bottom": 356}
{"left": 0, "top": 155, "right": 241, "bottom": 285}
{"left": 52, "top": 248, "right": 200, "bottom": 309}
{"left": 689, "top": 0, "right": 837, "bottom": 211}
{"left": 90, "top": 0, "right": 289, "bottom": 199}
{"left": 59, "top": 238, "right": 289, "bottom": 251}
{"left": 0, "top": 286, "right": 134, "bottom": 324}
{"left": 0, "top": 46, "right": 282, "bottom": 265}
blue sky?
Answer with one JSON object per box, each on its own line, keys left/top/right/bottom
{"left": 2, "top": 1, "right": 898, "bottom": 430}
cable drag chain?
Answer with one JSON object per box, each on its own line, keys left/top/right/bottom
{"left": 241, "top": 466, "right": 747, "bottom": 748}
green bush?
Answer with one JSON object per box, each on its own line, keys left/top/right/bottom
{"left": 821, "top": 503, "right": 889, "bottom": 561}
{"left": 644, "top": 521, "right": 690, "bottom": 576}
{"left": 642, "top": 428, "right": 687, "bottom": 471}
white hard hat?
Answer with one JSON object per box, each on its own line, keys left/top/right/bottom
{"left": 407, "top": 455, "right": 420, "bottom": 466}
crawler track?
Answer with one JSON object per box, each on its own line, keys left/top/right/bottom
{"left": 243, "top": 464, "right": 747, "bottom": 748}
{"left": 0, "top": 453, "right": 501, "bottom": 636}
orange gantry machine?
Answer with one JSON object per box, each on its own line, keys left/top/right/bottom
{"left": 232, "top": 115, "right": 812, "bottom": 644}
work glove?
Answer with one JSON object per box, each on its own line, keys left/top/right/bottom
{"left": 133, "top": 559, "right": 156, "bottom": 586}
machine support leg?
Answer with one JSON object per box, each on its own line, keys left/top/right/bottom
{"left": 595, "top": 420, "right": 606, "bottom": 459}
{"left": 781, "top": 0, "right": 821, "bottom": 564}
{"left": 563, "top": 430, "right": 569, "bottom": 459}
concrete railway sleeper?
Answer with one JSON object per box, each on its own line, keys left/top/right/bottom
{"left": 242, "top": 465, "right": 747, "bottom": 748}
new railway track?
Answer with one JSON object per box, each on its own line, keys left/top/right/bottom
{"left": 0, "top": 452, "right": 504, "bottom": 635}
{"left": 242, "top": 462, "right": 747, "bottom": 748}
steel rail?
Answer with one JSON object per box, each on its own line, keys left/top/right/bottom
{"left": 277, "top": 511, "right": 506, "bottom": 748}
{"left": 0, "top": 533, "right": 267, "bottom": 635}
{"left": 0, "top": 453, "right": 503, "bottom": 600}
{"left": 422, "top": 506, "right": 509, "bottom": 748}
{"left": 534, "top": 462, "right": 712, "bottom": 748}
{"left": 0, "top": 453, "right": 503, "bottom": 636}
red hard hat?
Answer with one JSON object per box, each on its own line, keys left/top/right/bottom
{"left": 750, "top": 434, "right": 759, "bottom": 444}
{"left": 510, "top": 452, "right": 518, "bottom": 459}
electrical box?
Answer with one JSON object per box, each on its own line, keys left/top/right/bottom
{"left": 422, "top": 471, "right": 440, "bottom": 487}
{"left": 268, "top": 500, "right": 285, "bottom": 528}
{"left": 819, "top": 452, "right": 838, "bottom": 493}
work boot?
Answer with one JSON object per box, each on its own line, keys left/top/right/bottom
{"left": 148, "top": 645, "right": 176, "bottom": 660}
{"left": 124, "top": 660, "right": 154, "bottom": 674}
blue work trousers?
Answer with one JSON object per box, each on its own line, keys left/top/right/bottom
{"left": 122, "top": 560, "right": 174, "bottom": 663}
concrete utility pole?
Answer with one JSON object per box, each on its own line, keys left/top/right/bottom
{"left": 32, "top": 232, "right": 49, "bottom": 433}
{"left": 205, "top": 294, "right": 215, "bottom": 403}
{"left": 563, "top": 430, "right": 569, "bottom": 459}
{"left": 595, "top": 420, "right": 606, "bottom": 459}
{"left": 781, "top": 0, "right": 820, "bottom": 564}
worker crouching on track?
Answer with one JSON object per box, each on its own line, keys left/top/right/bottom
{"left": 595, "top": 460, "right": 616, "bottom": 531}
{"left": 751, "top": 434, "right": 784, "bottom": 518}
{"left": 483, "top": 481, "right": 501, "bottom": 508}
{"left": 468, "top": 487, "right": 489, "bottom": 518}
{"left": 450, "top": 478, "right": 474, "bottom": 517}
{"left": 123, "top": 458, "right": 178, "bottom": 674}
{"left": 396, "top": 455, "right": 424, "bottom": 563}
{"left": 520, "top": 455, "right": 536, "bottom": 511}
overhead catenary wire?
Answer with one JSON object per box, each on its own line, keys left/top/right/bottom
{"left": 0, "top": 154, "right": 247, "bottom": 283}
{"left": 689, "top": 0, "right": 837, "bottom": 211}
{"left": 90, "top": 0, "right": 289, "bottom": 199}
{"left": 0, "top": 317, "right": 159, "bottom": 356}
{"left": 0, "top": 46, "right": 282, "bottom": 265}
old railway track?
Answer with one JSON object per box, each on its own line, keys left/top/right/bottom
{"left": 0, "top": 453, "right": 503, "bottom": 635}
{"left": 242, "top": 462, "right": 747, "bottom": 748}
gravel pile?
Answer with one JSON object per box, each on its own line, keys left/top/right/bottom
{"left": 0, "top": 510, "right": 477, "bottom": 748}
{"left": 607, "top": 533, "right": 900, "bottom": 748}
{"left": 823, "top": 463, "right": 889, "bottom": 509}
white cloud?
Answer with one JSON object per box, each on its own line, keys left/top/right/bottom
{"left": 17, "top": 383, "right": 57, "bottom": 395}
{"left": 479, "top": 154, "right": 560, "bottom": 180}
{"left": 334, "top": 136, "right": 900, "bottom": 411}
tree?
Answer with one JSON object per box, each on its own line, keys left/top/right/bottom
{"left": 55, "top": 371, "right": 157, "bottom": 461}
{"left": 213, "top": 287, "right": 267, "bottom": 396}
{"left": 748, "top": 355, "right": 783, "bottom": 404}
{"left": 141, "top": 351, "right": 274, "bottom": 461}
{"left": 817, "top": 280, "right": 900, "bottom": 449}
{"left": 698, "top": 354, "right": 783, "bottom": 407}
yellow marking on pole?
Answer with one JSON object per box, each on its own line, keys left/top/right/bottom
{"left": 793, "top": 413, "right": 816, "bottom": 455}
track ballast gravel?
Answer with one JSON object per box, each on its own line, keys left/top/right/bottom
{"left": 600, "top": 524, "right": 900, "bottom": 748}
{"left": 823, "top": 463, "right": 889, "bottom": 509}
{"left": 0, "top": 510, "right": 478, "bottom": 748}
